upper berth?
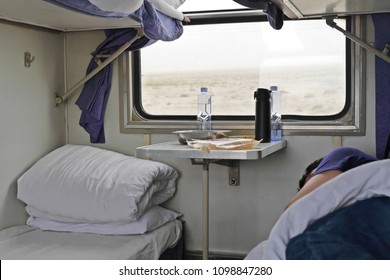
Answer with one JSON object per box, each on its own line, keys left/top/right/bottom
{"left": 0, "top": 0, "right": 140, "bottom": 31}
{"left": 2, "top": 0, "right": 390, "bottom": 32}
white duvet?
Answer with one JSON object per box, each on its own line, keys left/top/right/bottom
{"left": 88, "top": 0, "right": 143, "bottom": 14}
{"left": 246, "top": 159, "right": 390, "bottom": 260}
{"left": 17, "top": 145, "right": 179, "bottom": 223}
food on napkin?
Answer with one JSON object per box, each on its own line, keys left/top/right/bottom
{"left": 187, "top": 138, "right": 260, "bottom": 153}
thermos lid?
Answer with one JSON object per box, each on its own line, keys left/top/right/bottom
{"left": 254, "top": 88, "right": 270, "bottom": 100}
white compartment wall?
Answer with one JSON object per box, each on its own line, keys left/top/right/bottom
{"left": 0, "top": 21, "right": 66, "bottom": 230}
{"left": 64, "top": 18, "right": 376, "bottom": 256}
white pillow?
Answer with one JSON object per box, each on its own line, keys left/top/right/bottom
{"left": 88, "top": 0, "right": 143, "bottom": 14}
{"left": 26, "top": 206, "right": 181, "bottom": 235}
{"left": 149, "top": 0, "right": 185, "bottom": 20}
{"left": 17, "top": 145, "right": 179, "bottom": 223}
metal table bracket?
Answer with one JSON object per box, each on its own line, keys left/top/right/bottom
{"left": 216, "top": 160, "right": 240, "bottom": 186}
{"left": 191, "top": 159, "right": 240, "bottom": 186}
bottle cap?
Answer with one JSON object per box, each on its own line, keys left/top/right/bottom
{"left": 200, "top": 87, "right": 208, "bottom": 94}
{"left": 270, "top": 86, "right": 278, "bottom": 91}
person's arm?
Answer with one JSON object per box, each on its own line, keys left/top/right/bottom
{"left": 285, "top": 169, "right": 342, "bottom": 209}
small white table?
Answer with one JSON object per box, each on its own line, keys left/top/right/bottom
{"left": 136, "top": 140, "right": 287, "bottom": 259}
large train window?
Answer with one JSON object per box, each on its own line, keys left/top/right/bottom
{"left": 121, "top": 14, "right": 365, "bottom": 135}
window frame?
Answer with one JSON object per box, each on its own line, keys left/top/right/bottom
{"left": 119, "top": 14, "right": 366, "bottom": 136}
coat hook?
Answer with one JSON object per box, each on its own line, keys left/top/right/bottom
{"left": 24, "top": 52, "right": 35, "bottom": 68}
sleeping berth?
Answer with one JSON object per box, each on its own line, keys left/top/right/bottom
{"left": 0, "top": 221, "right": 181, "bottom": 260}
{"left": 0, "top": 145, "right": 183, "bottom": 260}
{"left": 0, "top": 1, "right": 186, "bottom": 259}
{"left": 0, "top": 0, "right": 141, "bottom": 31}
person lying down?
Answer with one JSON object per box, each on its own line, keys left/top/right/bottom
{"left": 246, "top": 146, "right": 390, "bottom": 259}
{"left": 285, "top": 146, "right": 377, "bottom": 209}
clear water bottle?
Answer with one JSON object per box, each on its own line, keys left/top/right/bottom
{"left": 270, "top": 86, "right": 282, "bottom": 141}
{"left": 197, "top": 87, "right": 212, "bottom": 130}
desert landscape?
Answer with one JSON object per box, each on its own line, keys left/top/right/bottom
{"left": 141, "top": 64, "right": 346, "bottom": 117}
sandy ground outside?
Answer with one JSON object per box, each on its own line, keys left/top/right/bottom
{"left": 141, "top": 65, "right": 345, "bottom": 117}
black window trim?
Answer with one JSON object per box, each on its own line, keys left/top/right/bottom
{"left": 132, "top": 14, "right": 351, "bottom": 122}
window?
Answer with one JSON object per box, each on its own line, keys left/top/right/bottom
{"left": 120, "top": 13, "right": 366, "bottom": 135}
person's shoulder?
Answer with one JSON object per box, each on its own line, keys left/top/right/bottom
{"left": 329, "top": 146, "right": 363, "bottom": 157}
{"left": 332, "top": 146, "right": 360, "bottom": 152}
{"left": 328, "top": 146, "right": 377, "bottom": 161}
{"left": 321, "top": 147, "right": 362, "bottom": 162}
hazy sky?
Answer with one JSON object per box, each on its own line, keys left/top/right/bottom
{"left": 142, "top": 17, "right": 345, "bottom": 74}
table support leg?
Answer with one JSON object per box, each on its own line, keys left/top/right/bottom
{"left": 202, "top": 161, "right": 210, "bottom": 260}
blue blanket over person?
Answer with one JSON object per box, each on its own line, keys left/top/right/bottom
{"left": 286, "top": 196, "right": 390, "bottom": 259}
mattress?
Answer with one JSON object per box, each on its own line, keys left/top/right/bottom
{"left": 0, "top": 220, "right": 182, "bottom": 260}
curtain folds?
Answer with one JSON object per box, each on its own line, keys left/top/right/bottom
{"left": 75, "top": 29, "right": 150, "bottom": 143}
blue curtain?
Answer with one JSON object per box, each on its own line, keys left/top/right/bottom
{"left": 373, "top": 13, "right": 390, "bottom": 159}
{"left": 76, "top": 29, "right": 151, "bottom": 143}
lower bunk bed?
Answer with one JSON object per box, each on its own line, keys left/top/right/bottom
{"left": 0, "top": 221, "right": 182, "bottom": 260}
{"left": 1, "top": 144, "right": 183, "bottom": 260}
{"left": 246, "top": 159, "right": 390, "bottom": 260}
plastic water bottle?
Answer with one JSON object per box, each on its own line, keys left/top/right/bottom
{"left": 197, "top": 87, "right": 212, "bottom": 130}
{"left": 270, "top": 86, "right": 282, "bottom": 141}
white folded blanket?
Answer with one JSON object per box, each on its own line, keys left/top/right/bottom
{"left": 17, "top": 145, "right": 179, "bottom": 223}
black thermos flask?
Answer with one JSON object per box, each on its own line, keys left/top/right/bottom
{"left": 254, "top": 88, "right": 271, "bottom": 142}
